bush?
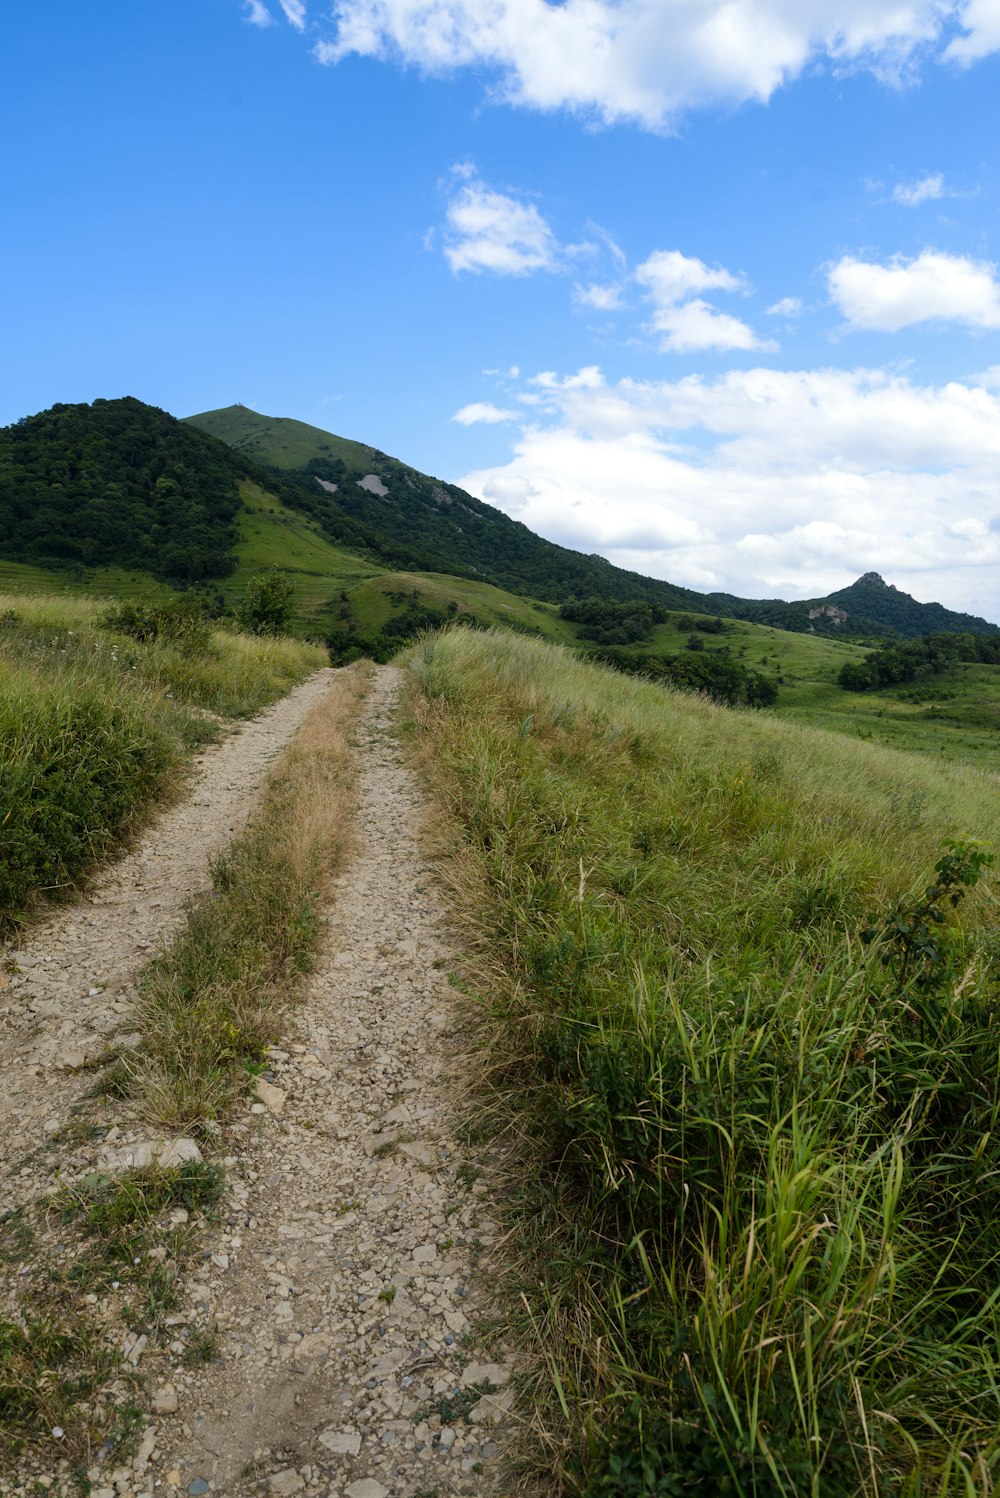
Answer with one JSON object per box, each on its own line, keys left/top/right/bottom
{"left": 0, "top": 673, "right": 176, "bottom": 928}
{"left": 101, "top": 595, "right": 212, "bottom": 656}
{"left": 234, "top": 570, "right": 295, "bottom": 636}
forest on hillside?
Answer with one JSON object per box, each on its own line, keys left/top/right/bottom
{"left": 0, "top": 399, "right": 244, "bottom": 582}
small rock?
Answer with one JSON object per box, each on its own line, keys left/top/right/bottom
{"left": 412, "top": 1244, "right": 437, "bottom": 1263}
{"left": 152, "top": 1382, "right": 179, "bottom": 1415}
{"left": 254, "top": 1079, "right": 287, "bottom": 1115}
{"left": 157, "top": 1137, "right": 203, "bottom": 1168}
{"left": 188, "top": 1482, "right": 209, "bottom": 1497}
{"left": 399, "top": 1141, "right": 435, "bottom": 1168}
{"left": 268, "top": 1470, "right": 304, "bottom": 1496}
{"left": 345, "top": 1482, "right": 389, "bottom": 1498}
{"left": 319, "top": 1426, "right": 363, "bottom": 1455}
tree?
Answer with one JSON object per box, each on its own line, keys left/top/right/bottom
{"left": 234, "top": 570, "right": 295, "bottom": 636}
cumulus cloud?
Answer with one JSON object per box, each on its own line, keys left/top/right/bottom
{"left": 652, "top": 299, "right": 774, "bottom": 352}
{"left": 278, "top": 0, "right": 307, "bottom": 27}
{"left": 634, "top": 250, "right": 770, "bottom": 351}
{"left": 312, "top": 0, "right": 996, "bottom": 130}
{"left": 766, "top": 296, "right": 803, "bottom": 317}
{"left": 829, "top": 249, "right": 1000, "bottom": 331}
{"left": 454, "top": 363, "right": 1000, "bottom": 614}
{"left": 892, "top": 172, "right": 946, "bottom": 206}
{"left": 945, "top": 0, "right": 1000, "bottom": 62}
{"left": 452, "top": 401, "right": 519, "bottom": 423}
{"left": 243, "top": 0, "right": 275, "bottom": 24}
{"left": 443, "top": 174, "right": 558, "bottom": 275}
{"left": 636, "top": 249, "right": 746, "bottom": 305}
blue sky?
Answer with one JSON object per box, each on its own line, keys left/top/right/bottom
{"left": 3, "top": 1, "right": 1000, "bottom": 614}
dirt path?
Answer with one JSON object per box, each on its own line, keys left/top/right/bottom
{"left": 3, "top": 666, "right": 516, "bottom": 1497}
{"left": 0, "top": 668, "right": 339, "bottom": 1214}
{"left": 148, "top": 665, "right": 514, "bottom": 1497}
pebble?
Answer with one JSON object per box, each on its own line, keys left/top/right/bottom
{"left": 152, "top": 1382, "right": 179, "bottom": 1415}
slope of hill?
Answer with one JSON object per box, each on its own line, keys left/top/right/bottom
{"left": 188, "top": 404, "right": 999, "bottom": 639}
{"left": 715, "top": 572, "right": 1000, "bottom": 639}
{"left": 187, "top": 404, "right": 714, "bottom": 609}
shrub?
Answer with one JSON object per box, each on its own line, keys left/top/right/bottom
{"left": 234, "top": 569, "right": 295, "bottom": 636}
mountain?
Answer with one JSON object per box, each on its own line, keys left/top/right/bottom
{"left": 187, "top": 404, "right": 999, "bottom": 640}
{"left": 0, "top": 397, "right": 245, "bottom": 582}
{"left": 185, "top": 404, "right": 712, "bottom": 608}
{"left": 2, "top": 397, "right": 994, "bottom": 644}
{"left": 0, "top": 398, "right": 461, "bottom": 586}
{"left": 710, "top": 573, "right": 999, "bottom": 639}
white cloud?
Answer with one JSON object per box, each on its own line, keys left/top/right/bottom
{"left": 829, "top": 249, "right": 1000, "bottom": 331}
{"left": 574, "top": 283, "right": 626, "bottom": 311}
{"left": 278, "top": 0, "right": 307, "bottom": 28}
{"left": 945, "top": 0, "right": 1000, "bottom": 62}
{"left": 243, "top": 0, "right": 275, "bottom": 24}
{"left": 452, "top": 401, "right": 519, "bottom": 423}
{"left": 652, "top": 298, "right": 775, "bottom": 353}
{"left": 636, "top": 249, "right": 745, "bottom": 305}
{"left": 313, "top": 0, "right": 991, "bottom": 131}
{"left": 443, "top": 174, "right": 558, "bottom": 275}
{"left": 633, "top": 250, "right": 770, "bottom": 351}
{"left": 766, "top": 296, "right": 803, "bottom": 317}
{"left": 892, "top": 171, "right": 945, "bottom": 206}
{"left": 454, "top": 363, "right": 1000, "bottom": 615}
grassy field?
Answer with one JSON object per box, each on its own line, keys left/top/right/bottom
{"left": 568, "top": 609, "right": 1000, "bottom": 771}
{"left": 340, "top": 570, "right": 578, "bottom": 640}
{"left": 0, "top": 590, "right": 326, "bottom": 931}
{"left": 405, "top": 629, "right": 1000, "bottom": 1495}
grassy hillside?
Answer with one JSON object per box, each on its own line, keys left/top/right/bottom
{"left": 231, "top": 481, "right": 383, "bottom": 618}
{"left": 184, "top": 403, "right": 375, "bottom": 472}
{"left": 339, "top": 571, "right": 576, "bottom": 639}
{"left": 405, "top": 628, "right": 1000, "bottom": 1494}
{"left": 188, "top": 405, "right": 1000, "bottom": 639}
{"left": 0, "top": 590, "right": 325, "bottom": 929}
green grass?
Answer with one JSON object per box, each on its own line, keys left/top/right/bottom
{"left": 230, "top": 480, "right": 383, "bottom": 620}
{"left": 185, "top": 403, "right": 375, "bottom": 471}
{"left": 0, "top": 591, "right": 326, "bottom": 930}
{"left": 562, "top": 609, "right": 1000, "bottom": 771}
{"left": 404, "top": 629, "right": 1000, "bottom": 1496}
{"left": 342, "top": 570, "right": 578, "bottom": 641}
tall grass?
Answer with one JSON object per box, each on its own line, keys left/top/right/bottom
{"left": 0, "top": 592, "right": 327, "bottom": 930}
{"left": 403, "top": 629, "right": 1000, "bottom": 1496}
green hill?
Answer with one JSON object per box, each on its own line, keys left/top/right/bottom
{"left": 0, "top": 397, "right": 246, "bottom": 583}
{"left": 187, "top": 404, "right": 716, "bottom": 609}
{"left": 188, "top": 404, "right": 999, "bottom": 640}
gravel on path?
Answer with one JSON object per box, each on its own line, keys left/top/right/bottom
{"left": 149, "top": 665, "right": 515, "bottom": 1496}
